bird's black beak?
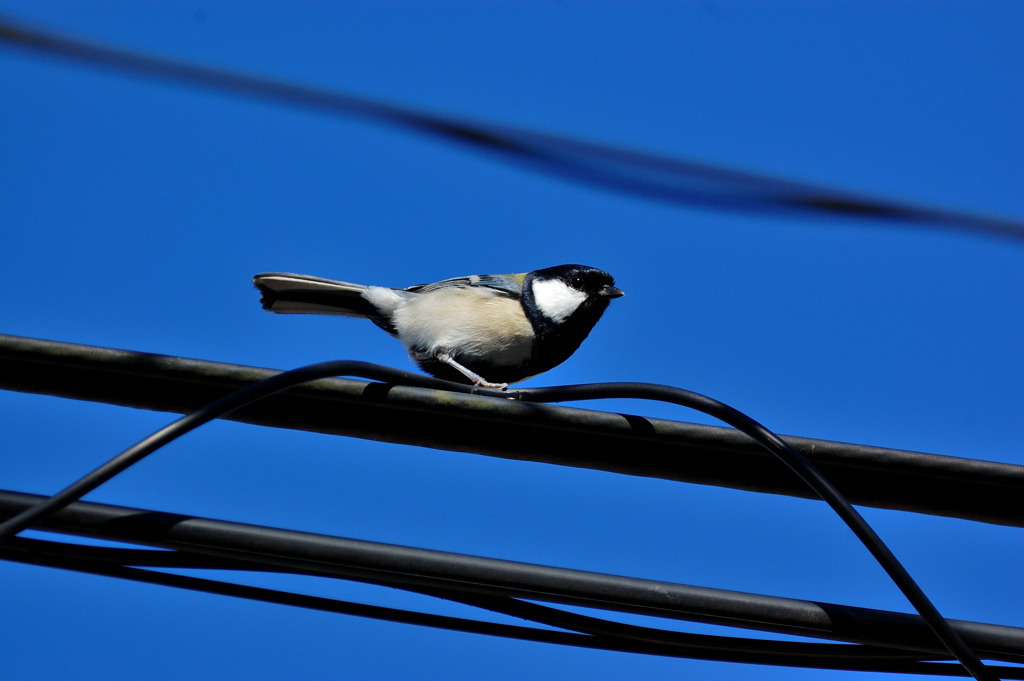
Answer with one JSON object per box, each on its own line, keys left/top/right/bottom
{"left": 599, "top": 285, "right": 624, "bottom": 299}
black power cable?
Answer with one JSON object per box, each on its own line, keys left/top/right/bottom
{"left": 0, "top": 17, "right": 1021, "bottom": 241}
{"left": 0, "top": 537, "right": 945, "bottom": 665}
{"left": 6, "top": 489, "right": 1022, "bottom": 660}
{"left": 3, "top": 333, "right": 1021, "bottom": 529}
{"left": 0, "top": 536, "right": 943, "bottom": 665}
{"left": 0, "top": 361, "right": 997, "bottom": 679}
{"left": 12, "top": 536, "right": 1021, "bottom": 676}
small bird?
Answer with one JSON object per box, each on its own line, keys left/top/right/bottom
{"left": 253, "top": 265, "right": 623, "bottom": 389}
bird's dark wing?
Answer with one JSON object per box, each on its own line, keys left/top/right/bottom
{"left": 406, "top": 273, "right": 527, "bottom": 298}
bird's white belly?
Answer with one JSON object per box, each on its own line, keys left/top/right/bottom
{"left": 392, "top": 288, "right": 534, "bottom": 367}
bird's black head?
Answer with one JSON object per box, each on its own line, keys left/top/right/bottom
{"left": 520, "top": 264, "right": 623, "bottom": 376}
{"left": 535, "top": 264, "right": 624, "bottom": 302}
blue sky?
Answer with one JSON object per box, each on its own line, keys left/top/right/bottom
{"left": 0, "top": 2, "right": 1022, "bottom": 679}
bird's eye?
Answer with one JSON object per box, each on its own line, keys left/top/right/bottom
{"left": 568, "top": 274, "right": 583, "bottom": 289}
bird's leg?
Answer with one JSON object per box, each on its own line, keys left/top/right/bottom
{"left": 436, "top": 353, "right": 508, "bottom": 391}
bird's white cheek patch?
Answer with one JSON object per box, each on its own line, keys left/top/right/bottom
{"left": 532, "top": 279, "right": 587, "bottom": 323}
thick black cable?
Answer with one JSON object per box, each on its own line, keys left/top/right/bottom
{"left": 0, "top": 536, "right": 937, "bottom": 665}
{"left": 13, "top": 537, "right": 1021, "bottom": 676}
{"left": 0, "top": 363, "right": 995, "bottom": 678}
{"left": 0, "top": 536, "right": 943, "bottom": 663}
{"left": 418, "top": 584, "right": 945, "bottom": 666}
{"left": 0, "top": 17, "right": 1021, "bottom": 241}
{"left": 4, "top": 333, "right": 1021, "bottom": 529}
{"left": 6, "top": 490, "right": 1022, "bottom": 661}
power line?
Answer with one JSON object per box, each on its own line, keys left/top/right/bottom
{"left": 0, "top": 16, "right": 1021, "bottom": 242}
{"left": 2, "top": 333, "right": 1021, "bottom": 528}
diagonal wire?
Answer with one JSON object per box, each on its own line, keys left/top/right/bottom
{"left": 0, "top": 361, "right": 465, "bottom": 545}
{"left": 5, "top": 492, "right": 1022, "bottom": 661}
{"left": 0, "top": 16, "right": 1020, "bottom": 241}
{"left": 0, "top": 536, "right": 948, "bottom": 663}
{"left": 14, "top": 536, "right": 1024, "bottom": 676}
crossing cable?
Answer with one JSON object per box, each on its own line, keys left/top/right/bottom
{"left": 0, "top": 16, "right": 1021, "bottom": 241}
{"left": 0, "top": 361, "right": 998, "bottom": 678}
{"left": 9, "top": 536, "right": 1013, "bottom": 677}
{"left": 4, "top": 489, "right": 1022, "bottom": 661}
{"left": 0, "top": 539, "right": 945, "bottom": 670}
{"left": 0, "top": 544, "right": 983, "bottom": 671}
{"left": 5, "top": 491, "right": 1024, "bottom": 665}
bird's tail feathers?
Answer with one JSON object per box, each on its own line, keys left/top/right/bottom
{"left": 253, "top": 273, "right": 397, "bottom": 333}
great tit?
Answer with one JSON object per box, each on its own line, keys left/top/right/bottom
{"left": 253, "top": 264, "right": 623, "bottom": 389}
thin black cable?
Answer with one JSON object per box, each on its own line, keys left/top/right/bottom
{"left": 0, "top": 17, "right": 1021, "bottom": 241}
{"left": 0, "top": 536, "right": 947, "bottom": 663}
{"left": 0, "top": 536, "right": 938, "bottom": 664}
{"left": 0, "top": 362, "right": 995, "bottom": 678}
{"left": 12, "top": 537, "right": 1021, "bottom": 676}
{"left": 414, "top": 584, "right": 946, "bottom": 665}
{"left": 0, "top": 361, "right": 478, "bottom": 545}
{"left": 511, "top": 384, "right": 1000, "bottom": 680}
{"left": 6, "top": 490, "right": 1022, "bottom": 661}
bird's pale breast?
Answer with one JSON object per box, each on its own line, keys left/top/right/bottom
{"left": 392, "top": 287, "right": 534, "bottom": 367}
